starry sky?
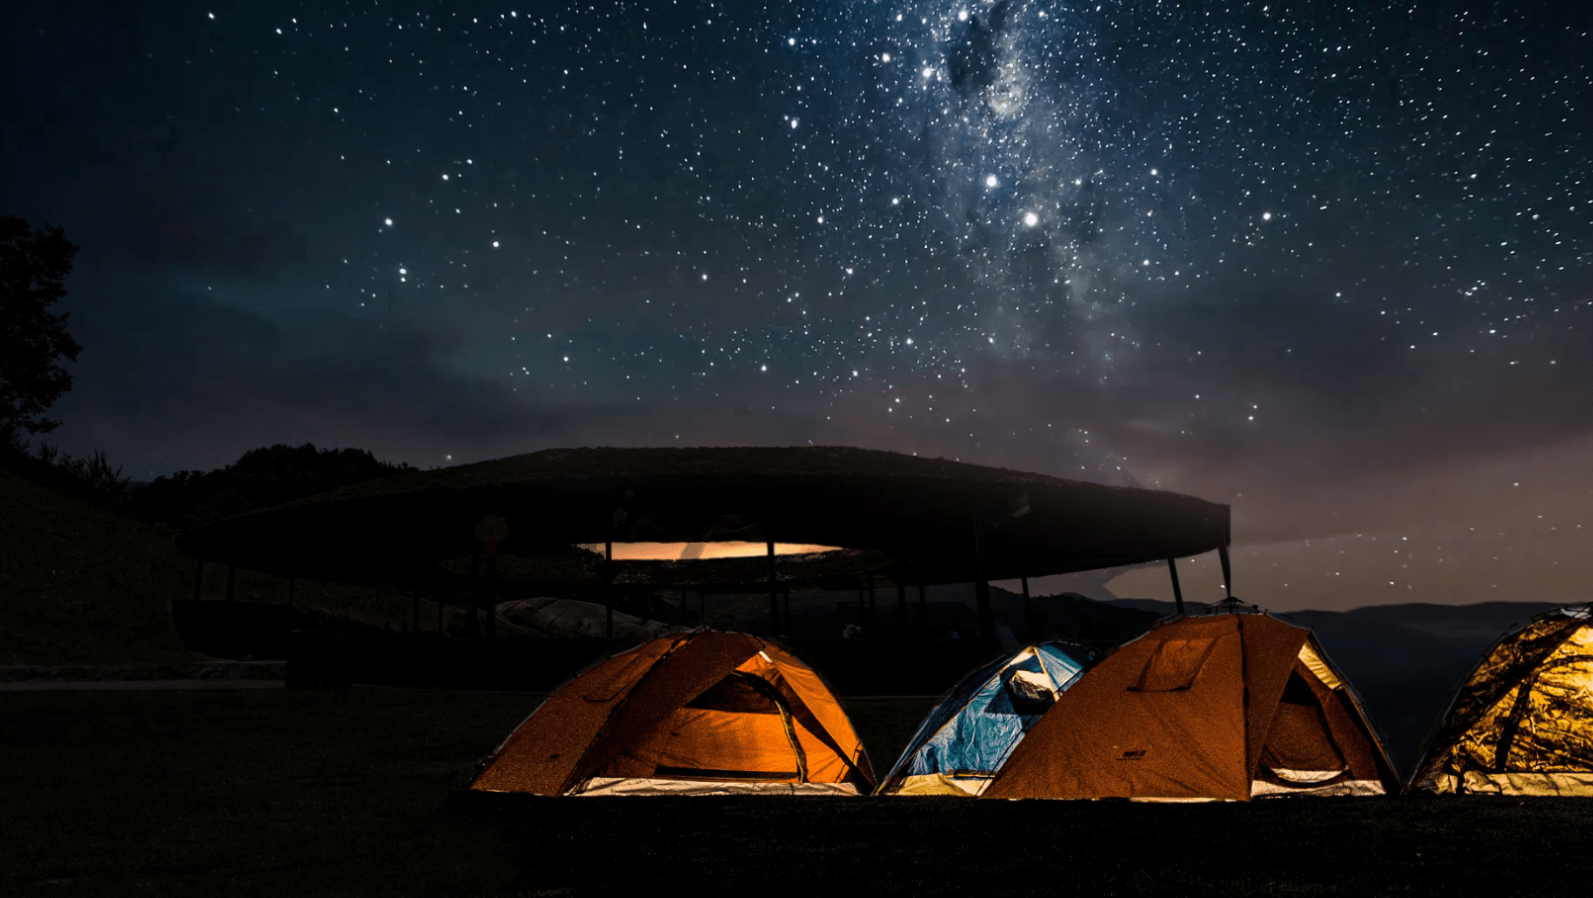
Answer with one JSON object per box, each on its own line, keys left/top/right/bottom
{"left": 3, "top": 0, "right": 1591, "bottom": 612}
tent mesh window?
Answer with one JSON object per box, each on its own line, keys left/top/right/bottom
{"left": 1258, "top": 670, "right": 1348, "bottom": 784}
{"left": 652, "top": 672, "right": 809, "bottom": 782}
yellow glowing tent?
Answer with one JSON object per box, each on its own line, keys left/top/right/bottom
{"left": 468, "top": 630, "right": 875, "bottom": 796}
{"left": 1410, "top": 604, "right": 1593, "bottom": 796}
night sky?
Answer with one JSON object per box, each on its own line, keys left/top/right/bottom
{"left": 4, "top": 1, "right": 1590, "bottom": 611}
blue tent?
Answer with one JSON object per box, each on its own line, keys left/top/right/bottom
{"left": 877, "top": 642, "right": 1094, "bottom": 795}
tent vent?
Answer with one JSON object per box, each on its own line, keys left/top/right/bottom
{"left": 1131, "top": 637, "right": 1217, "bottom": 692}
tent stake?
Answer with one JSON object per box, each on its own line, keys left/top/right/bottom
{"left": 1168, "top": 558, "right": 1185, "bottom": 614}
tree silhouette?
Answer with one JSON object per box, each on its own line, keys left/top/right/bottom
{"left": 1, "top": 216, "right": 83, "bottom": 439}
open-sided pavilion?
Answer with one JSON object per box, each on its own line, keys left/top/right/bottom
{"left": 173, "top": 446, "right": 1230, "bottom": 643}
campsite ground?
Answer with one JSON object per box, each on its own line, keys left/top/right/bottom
{"left": 7, "top": 687, "right": 1593, "bottom": 897}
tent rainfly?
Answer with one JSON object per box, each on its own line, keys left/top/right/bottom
{"left": 469, "top": 630, "right": 875, "bottom": 796}
{"left": 1410, "top": 604, "right": 1593, "bottom": 796}
{"left": 984, "top": 606, "right": 1400, "bottom": 801}
{"left": 876, "top": 642, "right": 1094, "bottom": 796}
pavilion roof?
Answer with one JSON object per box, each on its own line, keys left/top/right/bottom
{"left": 173, "top": 446, "right": 1228, "bottom": 592}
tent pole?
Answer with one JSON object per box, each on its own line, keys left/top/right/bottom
{"left": 767, "top": 540, "right": 779, "bottom": 637}
{"left": 1167, "top": 558, "right": 1185, "bottom": 614}
{"left": 1218, "top": 545, "right": 1233, "bottom": 599}
{"left": 972, "top": 519, "right": 994, "bottom": 645}
{"left": 193, "top": 559, "right": 204, "bottom": 601}
{"left": 604, "top": 541, "right": 614, "bottom": 639}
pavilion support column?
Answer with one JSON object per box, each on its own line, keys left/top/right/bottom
{"left": 604, "top": 541, "right": 614, "bottom": 639}
{"left": 486, "top": 553, "right": 497, "bottom": 640}
{"left": 971, "top": 520, "right": 994, "bottom": 645}
{"left": 1021, "top": 576, "right": 1032, "bottom": 639}
{"left": 467, "top": 553, "right": 481, "bottom": 637}
{"left": 767, "top": 541, "right": 779, "bottom": 638}
{"left": 224, "top": 565, "right": 236, "bottom": 655}
{"left": 193, "top": 559, "right": 204, "bottom": 601}
{"left": 1167, "top": 558, "right": 1185, "bottom": 614}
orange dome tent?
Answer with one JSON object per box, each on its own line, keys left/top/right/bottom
{"left": 985, "top": 605, "right": 1399, "bottom": 801}
{"left": 469, "top": 630, "right": 875, "bottom": 796}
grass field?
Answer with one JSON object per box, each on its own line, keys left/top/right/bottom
{"left": 7, "top": 687, "right": 1593, "bottom": 897}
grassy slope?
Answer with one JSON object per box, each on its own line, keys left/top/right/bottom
{"left": 0, "top": 470, "right": 196, "bottom": 665}
{"left": 0, "top": 470, "right": 422, "bottom": 666}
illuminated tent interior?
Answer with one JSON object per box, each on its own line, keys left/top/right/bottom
{"left": 469, "top": 630, "right": 875, "bottom": 796}
{"left": 1409, "top": 604, "right": 1593, "bottom": 796}
{"left": 984, "top": 607, "right": 1400, "bottom": 801}
{"left": 877, "top": 641, "right": 1093, "bottom": 796}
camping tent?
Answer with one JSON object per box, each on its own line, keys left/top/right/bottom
{"left": 469, "top": 630, "right": 875, "bottom": 796}
{"left": 984, "top": 607, "right": 1399, "bottom": 801}
{"left": 876, "top": 642, "right": 1093, "bottom": 796}
{"left": 1410, "top": 604, "right": 1593, "bottom": 796}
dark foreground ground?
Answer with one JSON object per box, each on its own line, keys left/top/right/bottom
{"left": 6, "top": 688, "right": 1592, "bottom": 897}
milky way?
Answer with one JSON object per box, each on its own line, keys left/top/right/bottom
{"left": 3, "top": 1, "right": 1591, "bottom": 608}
